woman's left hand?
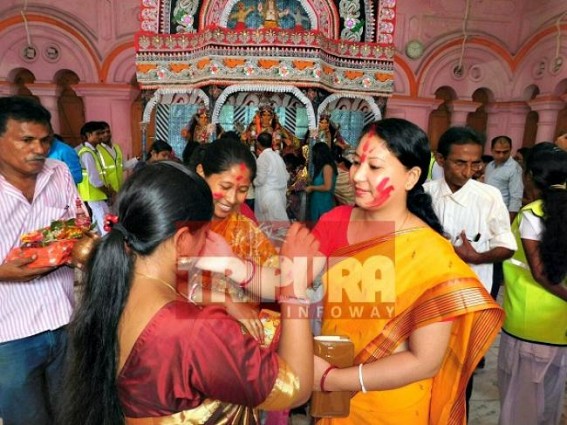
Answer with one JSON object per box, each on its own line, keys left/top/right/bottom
{"left": 313, "top": 355, "right": 333, "bottom": 391}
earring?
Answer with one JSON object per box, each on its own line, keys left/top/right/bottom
{"left": 177, "top": 256, "right": 197, "bottom": 271}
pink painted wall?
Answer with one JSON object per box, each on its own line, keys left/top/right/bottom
{"left": 1, "top": 0, "right": 566, "bottom": 155}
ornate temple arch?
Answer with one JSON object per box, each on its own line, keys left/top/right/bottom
{"left": 212, "top": 84, "right": 316, "bottom": 128}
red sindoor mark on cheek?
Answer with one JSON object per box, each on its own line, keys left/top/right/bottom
{"left": 368, "top": 177, "right": 394, "bottom": 208}
{"left": 212, "top": 192, "right": 223, "bottom": 200}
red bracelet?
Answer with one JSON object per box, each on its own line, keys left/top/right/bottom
{"left": 239, "top": 259, "right": 256, "bottom": 288}
{"left": 320, "top": 365, "right": 337, "bottom": 392}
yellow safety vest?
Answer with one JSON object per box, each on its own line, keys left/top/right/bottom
{"left": 96, "top": 143, "right": 123, "bottom": 192}
{"left": 77, "top": 145, "right": 108, "bottom": 202}
{"left": 427, "top": 152, "right": 436, "bottom": 180}
{"left": 502, "top": 200, "right": 567, "bottom": 345}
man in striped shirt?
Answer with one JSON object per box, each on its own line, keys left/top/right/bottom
{"left": 0, "top": 96, "right": 80, "bottom": 424}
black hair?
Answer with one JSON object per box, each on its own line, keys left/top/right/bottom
{"left": 516, "top": 147, "right": 531, "bottom": 158}
{"left": 257, "top": 132, "right": 273, "bottom": 149}
{"left": 312, "top": 142, "right": 338, "bottom": 179}
{"left": 149, "top": 139, "right": 173, "bottom": 154}
{"left": 80, "top": 121, "right": 104, "bottom": 139}
{"left": 332, "top": 145, "right": 353, "bottom": 168}
{"left": 491, "top": 135, "right": 512, "bottom": 149}
{"left": 524, "top": 146, "right": 567, "bottom": 284}
{"left": 437, "top": 127, "right": 485, "bottom": 158}
{"left": 359, "top": 119, "right": 445, "bottom": 235}
{"left": 481, "top": 154, "right": 493, "bottom": 164}
{"left": 198, "top": 137, "right": 257, "bottom": 180}
{"left": 283, "top": 153, "right": 306, "bottom": 169}
{"left": 182, "top": 140, "right": 201, "bottom": 166}
{"left": 0, "top": 96, "right": 51, "bottom": 136}
{"left": 59, "top": 162, "right": 213, "bottom": 425}
{"left": 220, "top": 130, "right": 241, "bottom": 141}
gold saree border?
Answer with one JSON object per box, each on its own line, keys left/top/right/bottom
{"left": 256, "top": 356, "right": 301, "bottom": 411}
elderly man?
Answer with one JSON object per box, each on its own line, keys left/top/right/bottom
{"left": 424, "top": 126, "right": 516, "bottom": 420}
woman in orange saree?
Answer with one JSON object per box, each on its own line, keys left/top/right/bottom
{"left": 311, "top": 119, "right": 503, "bottom": 425}
{"left": 191, "top": 136, "right": 292, "bottom": 425}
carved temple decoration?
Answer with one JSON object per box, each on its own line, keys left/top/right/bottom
{"left": 135, "top": 0, "right": 397, "bottom": 152}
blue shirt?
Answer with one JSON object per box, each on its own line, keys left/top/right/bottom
{"left": 48, "top": 139, "right": 83, "bottom": 184}
{"left": 485, "top": 156, "right": 523, "bottom": 213}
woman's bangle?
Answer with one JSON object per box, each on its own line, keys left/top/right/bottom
{"left": 320, "top": 365, "right": 337, "bottom": 392}
{"left": 358, "top": 363, "right": 367, "bottom": 393}
{"left": 277, "top": 295, "right": 310, "bottom": 305}
{"left": 188, "top": 282, "right": 200, "bottom": 305}
{"left": 239, "top": 259, "right": 256, "bottom": 288}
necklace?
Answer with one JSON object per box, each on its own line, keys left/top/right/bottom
{"left": 397, "top": 210, "right": 411, "bottom": 232}
{"left": 135, "top": 272, "right": 179, "bottom": 297}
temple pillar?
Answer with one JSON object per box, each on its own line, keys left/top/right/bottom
{"left": 387, "top": 95, "right": 443, "bottom": 131}
{"left": 485, "top": 102, "right": 530, "bottom": 152}
{"left": 28, "top": 83, "right": 61, "bottom": 132}
{"left": 449, "top": 100, "right": 481, "bottom": 127}
{"left": 528, "top": 95, "right": 566, "bottom": 143}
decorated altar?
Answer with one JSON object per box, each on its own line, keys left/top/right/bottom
{"left": 135, "top": 0, "right": 397, "bottom": 156}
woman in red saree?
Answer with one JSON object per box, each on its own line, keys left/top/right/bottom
{"left": 192, "top": 136, "right": 293, "bottom": 424}
{"left": 311, "top": 119, "right": 504, "bottom": 424}
{"left": 59, "top": 162, "right": 318, "bottom": 425}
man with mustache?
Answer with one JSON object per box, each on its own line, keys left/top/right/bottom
{"left": 0, "top": 96, "right": 81, "bottom": 425}
{"left": 424, "top": 126, "right": 516, "bottom": 420}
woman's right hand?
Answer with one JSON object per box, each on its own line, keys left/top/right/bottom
{"left": 279, "top": 223, "right": 320, "bottom": 297}
{"left": 225, "top": 299, "right": 264, "bottom": 344}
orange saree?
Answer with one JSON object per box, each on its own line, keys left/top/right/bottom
{"left": 318, "top": 227, "right": 503, "bottom": 425}
{"left": 211, "top": 212, "right": 279, "bottom": 268}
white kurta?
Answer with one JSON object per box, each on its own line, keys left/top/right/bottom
{"left": 424, "top": 178, "right": 517, "bottom": 292}
{"left": 253, "top": 148, "right": 289, "bottom": 222}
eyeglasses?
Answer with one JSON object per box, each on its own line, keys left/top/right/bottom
{"left": 446, "top": 158, "right": 483, "bottom": 171}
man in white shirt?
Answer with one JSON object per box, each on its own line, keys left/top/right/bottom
{"left": 0, "top": 96, "right": 80, "bottom": 424}
{"left": 424, "top": 127, "right": 516, "bottom": 295}
{"left": 253, "top": 132, "right": 289, "bottom": 223}
{"left": 424, "top": 126, "right": 516, "bottom": 419}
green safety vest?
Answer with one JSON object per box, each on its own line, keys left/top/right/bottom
{"left": 502, "top": 200, "right": 567, "bottom": 345}
{"left": 77, "top": 145, "right": 108, "bottom": 202}
{"left": 97, "top": 143, "right": 123, "bottom": 192}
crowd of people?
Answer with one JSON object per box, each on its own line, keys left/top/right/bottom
{"left": 0, "top": 94, "right": 565, "bottom": 425}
